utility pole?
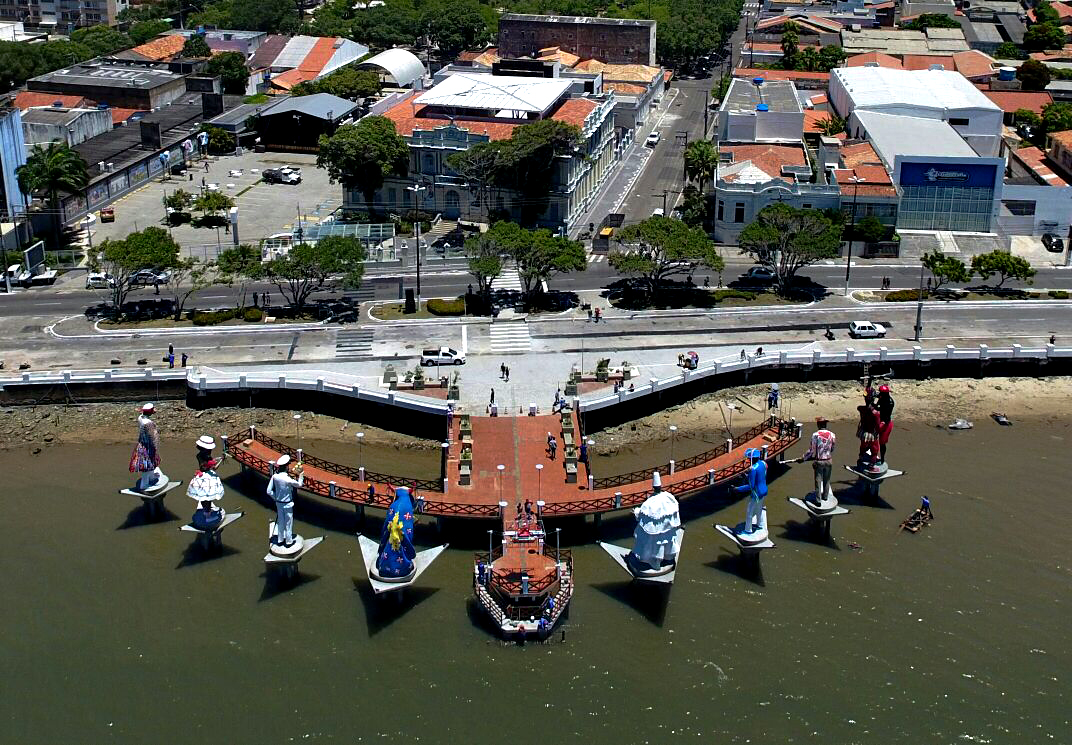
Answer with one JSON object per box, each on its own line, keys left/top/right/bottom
{"left": 843, "top": 176, "right": 862, "bottom": 296}
{"left": 703, "top": 90, "right": 709, "bottom": 135}
{"left": 663, "top": 190, "right": 669, "bottom": 214}
{"left": 913, "top": 263, "right": 925, "bottom": 342}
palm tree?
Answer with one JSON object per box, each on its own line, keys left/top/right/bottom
{"left": 16, "top": 141, "right": 89, "bottom": 249}
{"left": 683, "top": 139, "right": 718, "bottom": 189}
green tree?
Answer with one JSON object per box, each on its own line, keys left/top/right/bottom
{"left": 679, "top": 184, "right": 712, "bottom": 229}
{"left": 352, "top": 2, "right": 421, "bottom": 48}
{"left": 181, "top": 34, "right": 212, "bottom": 58}
{"left": 194, "top": 190, "right": 235, "bottom": 219}
{"left": 420, "top": 0, "right": 490, "bottom": 60}
{"left": 1024, "top": 22, "right": 1067, "bottom": 51}
{"left": 1017, "top": 58, "right": 1052, "bottom": 91}
{"left": 492, "top": 119, "right": 583, "bottom": 225}
{"left": 229, "top": 0, "right": 300, "bottom": 32}
{"left": 129, "top": 19, "right": 173, "bottom": 45}
{"left": 217, "top": 243, "right": 262, "bottom": 308}
{"left": 16, "top": 142, "right": 89, "bottom": 249}
{"left": 71, "top": 24, "right": 133, "bottom": 55}
{"left": 818, "top": 45, "right": 847, "bottom": 71}
{"left": 446, "top": 141, "right": 502, "bottom": 217}
{"left": 995, "top": 41, "right": 1027, "bottom": 60}
{"left": 683, "top": 139, "right": 718, "bottom": 188}
{"left": 921, "top": 249, "right": 970, "bottom": 291}
{"left": 199, "top": 125, "right": 236, "bottom": 154}
{"left": 291, "top": 66, "right": 380, "bottom": 99}
{"left": 610, "top": 216, "right": 724, "bottom": 301}
{"left": 93, "top": 226, "right": 180, "bottom": 309}
{"left": 737, "top": 204, "right": 841, "bottom": 295}
{"left": 0, "top": 42, "right": 39, "bottom": 92}
{"left": 1035, "top": 0, "right": 1060, "bottom": 24}
{"left": 903, "top": 13, "right": 961, "bottom": 30}
{"left": 164, "top": 257, "right": 216, "bottom": 320}
{"left": 261, "top": 235, "right": 366, "bottom": 310}
{"left": 1041, "top": 101, "right": 1072, "bottom": 134}
{"left": 465, "top": 232, "right": 504, "bottom": 301}
{"left": 853, "top": 216, "right": 887, "bottom": 244}
{"left": 816, "top": 115, "right": 845, "bottom": 137}
{"left": 781, "top": 21, "right": 800, "bottom": 70}
{"left": 205, "top": 51, "right": 251, "bottom": 94}
{"left": 164, "top": 189, "right": 193, "bottom": 224}
{"left": 795, "top": 47, "right": 820, "bottom": 72}
{"left": 316, "top": 116, "right": 409, "bottom": 210}
{"left": 970, "top": 250, "right": 1036, "bottom": 288}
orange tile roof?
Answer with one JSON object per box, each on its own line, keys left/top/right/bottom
{"left": 845, "top": 52, "right": 903, "bottom": 68}
{"left": 13, "top": 92, "right": 89, "bottom": 110}
{"left": 537, "top": 46, "right": 580, "bottom": 67}
{"left": 902, "top": 54, "right": 952, "bottom": 71}
{"left": 809, "top": 93, "right": 828, "bottom": 105}
{"left": 472, "top": 48, "right": 501, "bottom": 67}
{"left": 841, "top": 141, "right": 883, "bottom": 169}
{"left": 380, "top": 92, "right": 596, "bottom": 141}
{"left": 457, "top": 50, "right": 483, "bottom": 62}
{"left": 984, "top": 90, "right": 1053, "bottom": 115}
{"left": 721, "top": 144, "right": 807, "bottom": 180}
{"left": 1013, "top": 145, "right": 1068, "bottom": 186}
{"left": 109, "top": 107, "right": 144, "bottom": 125}
{"left": 1054, "top": 1, "right": 1072, "bottom": 20}
{"left": 269, "top": 68, "right": 316, "bottom": 90}
{"left": 604, "top": 82, "right": 647, "bottom": 95}
{"left": 130, "top": 33, "right": 187, "bottom": 61}
{"left": 732, "top": 67, "right": 830, "bottom": 81}
{"left": 269, "top": 37, "right": 339, "bottom": 89}
{"left": 804, "top": 109, "right": 846, "bottom": 137}
{"left": 573, "top": 59, "right": 661, "bottom": 83}
{"left": 952, "top": 50, "right": 996, "bottom": 79}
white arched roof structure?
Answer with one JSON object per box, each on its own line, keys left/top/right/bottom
{"left": 359, "top": 48, "right": 426, "bottom": 88}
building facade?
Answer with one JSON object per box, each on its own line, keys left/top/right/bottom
{"left": 0, "top": 0, "right": 121, "bottom": 27}
{"left": 498, "top": 14, "right": 657, "bottom": 66}
{"left": 27, "top": 61, "right": 188, "bottom": 111}
{"left": 0, "top": 101, "right": 28, "bottom": 220}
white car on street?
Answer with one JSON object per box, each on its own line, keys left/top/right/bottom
{"left": 645, "top": 131, "right": 661, "bottom": 147}
{"left": 848, "top": 320, "right": 887, "bottom": 338}
{"left": 743, "top": 266, "right": 775, "bottom": 282}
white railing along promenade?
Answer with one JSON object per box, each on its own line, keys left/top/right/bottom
{"left": 577, "top": 343, "right": 1072, "bottom": 413}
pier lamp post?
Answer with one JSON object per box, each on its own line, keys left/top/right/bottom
{"left": 555, "top": 527, "right": 561, "bottom": 569}
{"left": 487, "top": 529, "right": 493, "bottom": 563}
{"left": 669, "top": 425, "right": 677, "bottom": 465}
{"left": 356, "top": 431, "right": 364, "bottom": 467}
{"left": 497, "top": 464, "right": 505, "bottom": 505}
{"left": 535, "top": 463, "right": 543, "bottom": 502}
{"left": 293, "top": 414, "right": 302, "bottom": 453}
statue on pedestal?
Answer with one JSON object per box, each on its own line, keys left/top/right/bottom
{"left": 187, "top": 435, "right": 226, "bottom": 530}
{"left": 267, "top": 454, "right": 304, "bottom": 554}
{"left": 802, "top": 416, "right": 836, "bottom": 502}
{"left": 856, "top": 394, "right": 882, "bottom": 473}
{"left": 630, "top": 472, "right": 682, "bottom": 571}
{"left": 735, "top": 448, "right": 768, "bottom": 535}
{"left": 375, "top": 486, "right": 417, "bottom": 580}
{"left": 871, "top": 384, "right": 895, "bottom": 464}
{"left": 128, "top": 402, "right": 166, "bottom": 492}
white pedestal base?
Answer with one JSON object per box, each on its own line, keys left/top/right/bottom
{"left": 264, "top": 521, "right": 324, "bottom": 580}
{"left": 599, "top": 527, "right": 684, "bottom": 585}
{"left": 715, "top": 509, "right": 775, "bottom": 552}
{"left": 844, "top": 465, "right": 905, "bottom": 498}
{"left": 119, "top": 480, "right": 182, "bottom": 517}
{"left": 180, "top": 511, "right": 243, "bottom": 551}
{"left": 356, "top": 534, "right": 449, "bottom": 594}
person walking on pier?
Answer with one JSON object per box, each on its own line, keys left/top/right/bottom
{"left": 548, "top": 435, "right": 558, "bottom": 461}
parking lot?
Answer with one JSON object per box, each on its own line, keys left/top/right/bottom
{"left": 88, "top": 150, "right": 340, "bottom": 258}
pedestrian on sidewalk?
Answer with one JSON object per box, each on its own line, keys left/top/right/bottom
{"left": 553, "top": 389, "right": 562, "bottom": 413}
{"left": 490, "top": 388, "right": 495, "bottom": 404}
{"left": 594, "top": 307, "right": 602, "bottom": 323}
{"left": 181, "top": 352, "right": 188, "bottom": 367}
{"left": 500, "top": 363, "right": 506, "bottom": 379}
{"left": 168, "top": 343, "right": 174, "bottom": 357}
{"left": 579, "top": 441, "right": 588, "bottom": 468}
{"left": 505, "top": 366, "right": 510, "bottom": 382}
{"left": 547, "top": 431, "right": 554, "bottom": 455}
{"left": 168, "top": 353, "right": 175, "bottom": 369}
{"left": 740, "top": 349, "right": 747, "bottom": 361}
{"left": 549, "top": 436, "right": 557, "bottom": 461}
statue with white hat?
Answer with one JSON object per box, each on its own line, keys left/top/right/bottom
{"left": 598, "top": 471, "right": 684, "bottom": 583}
{"left": 267, "top": 453, "right": 304, "bottom": 555}
{"left": 188, "top": 435, "right": 226, "bottom": 531}
{"left": 128, "top": 402, "right": 168, "bottom": 492}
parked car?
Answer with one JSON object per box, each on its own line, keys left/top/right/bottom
{"left": 86, "top": 272, "right": 116, "bottom": 289}
{"left": 645, "top": 131, "right": 661, "bottom": 147}
{"left": 262, "top": 167, "right": 301, "bottom": 184}
{"left": 129, "top": 268, "right": 172, "bottom": 286}
{"left": 652, "top": 207, "right": 665, "bottom": 218}
{"left": 1042, "top": 233, "right": 1064, "bottom": 252}
{"left": 848, "top": 320, "right": 887, "bottom": 339}
{"left": 421, "top": 347, "right": 465, "bottom": 366}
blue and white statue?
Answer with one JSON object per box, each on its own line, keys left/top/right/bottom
{"left": 375, "top": 487, "right": 418, "bottom": 579}
{"left": 187, "top": 435, "right": 226, "bottom": 530}
{"left": 735, "top": 448, "right": 768, "bottom": 535}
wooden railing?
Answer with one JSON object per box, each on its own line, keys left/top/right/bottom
{"left": 592, "top": 416, "right": 786, "bottom": 490}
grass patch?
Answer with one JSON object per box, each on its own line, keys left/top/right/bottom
{"left": 371, "top": 301, "right": 479, "bottom": 320}
{"left": 243, "top": 93, "right": 270, "bottom": 104}
{"left": 609, "top": 287, "right": 805, "bottom": 310}
{"left": 883, "top": 289, "right": 1044, "bottom": 302}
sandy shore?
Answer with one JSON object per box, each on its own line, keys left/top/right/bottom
{"left": 0, "top": 401, "right": 437, "bottom": 452}
{"left": 593, "top": 376, "right": 1072, "bottom": 452}
{"left": 4, "top": 376, "right": 1070, "bottom": 454}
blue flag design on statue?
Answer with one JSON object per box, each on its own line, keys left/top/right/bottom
{"left": 376, "top": 487, "right": 417, "bottom": 577}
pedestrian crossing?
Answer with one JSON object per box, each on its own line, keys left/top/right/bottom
{"left": 491, "top": 271, "right": 523, "bottom": 291}
{"left": 335, "top": 329, "right": 374, "bottom": 359}
{"left": 343, "top": 286, "right": 376, "bottom": 303}
{"left": 587, "top": 253, "right": 606, "bottom": 263}
{"left": 488, "top": 322, "right": 532, "bottom": 353}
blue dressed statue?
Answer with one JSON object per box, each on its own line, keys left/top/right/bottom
{"left": 735, "top": 448, "right": 768, "bottom": 535}
{"left": 376, "top": 487, "right": 418, "bottom": 578}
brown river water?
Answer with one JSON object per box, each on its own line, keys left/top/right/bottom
{"left": 2, "top": 417, "right": 1069, "bottom": 744}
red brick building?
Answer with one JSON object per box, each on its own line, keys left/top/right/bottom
{"left": 498, "top": 14, "right": 657, "bottom": 67}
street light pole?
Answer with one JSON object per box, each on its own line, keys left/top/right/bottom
{"left": 913, "top": 262, "right": 926, "bottom": 342}
{"left": 406, "top": 184, "right": 426, "bottom": 303}
{"left": 843, "top": 176, "right": 862, "bottom": 296}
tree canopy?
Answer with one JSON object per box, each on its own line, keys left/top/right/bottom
{"left": 921, "top": 249, "right": 970, "bottom": 291}
{"left": 291, "top": 66, "right": 381, "bottom": 99}
{"left": 902, "top": 13, "right": 961, "bottom": 30}
{"left": 683, "top": 140, "right": 718, "bottom": 188}
{"left": 1024, "top": 22, "right": 1067, "bottom": 51}
{"left": 180, "top": 34, "right": 212, "bottom": 58}
{"left": 610, "top": 216, "right": 724, "bottom": 299}
{"left": 421, "top": 0, "right": 490, "bottom": 59}
{"left": 970, "top": 250, "right": 1036, "bottom": 288}
{"left": 71, "top": 25, "right": 133, "bottom": 56}
{"left": 129, "top": 19, "right": 173, "bottom": 45}
{"left": 483, "top": 221, "right": 586, "bottom": 301}
{"left": 316, "top": 116, "right": 409, "bottom": 208}
{"left": 93, "top": 226, "right": 181, "bottom": 309}
{"left": 16, "top": 142, "right": 89, "bottom": 248}
{"left": 465, "top": 232, "right": 504, "bottom": 299}
{"left": 737, "top": 204, "right": 841, "bottom": 294}
{"left": 261, "top": 236, "right": 366, "bottom": 310}
{"left": 0, "top": 40, "right": 95, "bottom": 92}
{"left": 206, "top": 51, "right": 251, "bottom": 94}
{"left": 217, "top": 243, "right": 262, "bottom": 308}
{"left": 1017, "top": 59, "right": 1052, "bottom": 91}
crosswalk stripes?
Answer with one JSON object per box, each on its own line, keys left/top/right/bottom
{"left": 587, "top": 253, "right": 605, "bottom": 263}
{"left": 491, "top": 271, "right": 523, "bottom": 291}
{"left": 488, "top": 323, "right": 532, "bottom": 353}
{"left": 335, "top": 329, "right": 375, "bottom": 359}
{"left": 343, "top": 287, "right": 376, "bottom": 303}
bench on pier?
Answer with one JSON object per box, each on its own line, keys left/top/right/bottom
{"left": 459, "top": 463, "right": 472, "bottom": 485}
{"left": 562, "top": 431, "right": 575, "bottom": 448}
{"left": 565, "top": 462, "right": 578, "bottom": 483}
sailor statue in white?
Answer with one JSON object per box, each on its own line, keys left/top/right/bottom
{"left": 128, "top": 402, "right": 167, "bottom": 492}
{"left": 630, "top": 472, "right": 682, "bottom": 572}
{"left": 267, "top": 454, "right": 304, "bottom": 554}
